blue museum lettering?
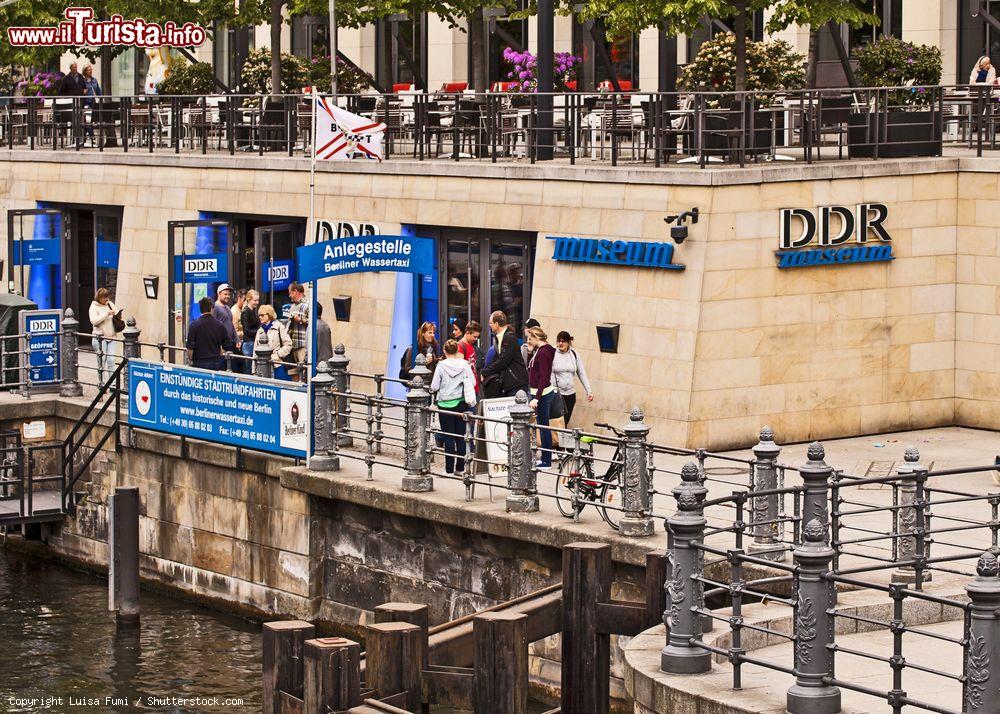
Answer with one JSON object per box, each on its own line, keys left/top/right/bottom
{"left": 549, "top": 236, "right": 684, "bottom": 270}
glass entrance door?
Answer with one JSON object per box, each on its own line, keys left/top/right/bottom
{"left": 167, "top": 220, "right": 234, "bottom": 359}
{"left": 7, "top": 209, "right": 68, "bottom": 310}
{"left": 254, "top": 223, "right": 301, "bottom": 319}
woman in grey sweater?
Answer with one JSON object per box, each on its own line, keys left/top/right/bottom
{"left": 552, "top": 331, "right": 594, "bottom": 425}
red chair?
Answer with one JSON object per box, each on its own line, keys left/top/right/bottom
{"left": 490, "top": 81, "right": 517, "bottom": 92}
{"left": 392, "top": 83, "right": 413, "bottom": 93}
{"left": 598, "top": 79, "right": 633, "bottom": 91}
{"left": 441, "top": 82, "right": 469, "bottom": 93}
{"left": 564, "top": 80, "right": 577, "bottom": 91}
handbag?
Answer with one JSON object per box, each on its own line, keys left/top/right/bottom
{"left": 111, "top": 309, "right": 125, "bottom": 334}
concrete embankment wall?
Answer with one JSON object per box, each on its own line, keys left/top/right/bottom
{"left": 3, "top": 396, "right": 659, "bottom": 705}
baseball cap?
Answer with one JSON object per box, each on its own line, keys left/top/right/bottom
{"left": 217, "top": 283, "right": 232, "bottom": 294}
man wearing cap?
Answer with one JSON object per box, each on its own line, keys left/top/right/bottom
{"left": 213, "top": 283, "right": 240, "bottom": 369}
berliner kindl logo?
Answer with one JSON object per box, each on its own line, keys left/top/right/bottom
{"left": 280, "top": 391, "right": 308, "bottom": 451}
{"left": 134, "top": 379, "right": 152, "bottom": 416}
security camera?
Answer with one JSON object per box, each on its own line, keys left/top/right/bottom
{"left": 664, "top": 207, "right": 699, "bottom": 245}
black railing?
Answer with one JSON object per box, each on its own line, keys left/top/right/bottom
{"left": 0, "top": 84, "right": 998, "bottom": 167}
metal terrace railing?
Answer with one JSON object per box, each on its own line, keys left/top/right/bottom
{"left": 2, "top": 84, "right": 1000, "bottom": 168}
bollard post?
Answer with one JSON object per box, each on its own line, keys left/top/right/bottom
{"left": 965, "top": 552, "right": 1000, "bottom": 714}
{"left": 254, "top": 338, "right": 274, "bottom": 379}
{"left": 787, "top": 518, "right": 840, "bottom": 714}
{"left": 750, "top": 426, "right": 784, "bottom": 561}
{"left": 366, "top": 621, "right": 423, "bottom": 711}
{"left": 262, "top": 620, "right": 316, "bottom": 714}
{"left": 475, "top": 611, "right": 529, "bottom": 714}
{"left": 799, "top": 442, "right": 833, "bottom": 544}
{"left": 309, "top": 362, "right": 339, "bottom": 472}
{"left": 506, "top": 391, "right": 538, "bottom": 513}
{"left": 892, "top": 446, "right": 929, "bottom": 584}
{"left": 59, "top": 309, "right": 83, "bottom": 397}
{"left": 409, "top": 352, "right": 431, "bottom": 385}
{"left": 121, "top": 318, "right": 140, "bottom": 395}
{"left": 329, "top": 344, "right": 353, "bottom": 448}
{"left": 403, "top": 376, "right": 432, "bottom": 492}
{"left": 620, "top": 407, "right": 654, "bottom": 537}
{"left": 303, "top": 637, "right": 361, "bottom": 712}
{"left": 108, "top": 486, "right": 140, "bottom": 622}
{"left": 661, "top": 461, "right": 711, "bottom": 674}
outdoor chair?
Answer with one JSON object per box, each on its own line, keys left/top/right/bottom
{"left": 809, "top": 93, "right": 853, "bottom": 160}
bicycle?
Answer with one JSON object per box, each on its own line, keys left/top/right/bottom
{"left": 554, "top": 423, "right": 625, "bottom": 530}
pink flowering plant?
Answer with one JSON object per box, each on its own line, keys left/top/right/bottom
{"left": 16, "top": 71, "right": 63, "bottom": 98}
{"left": 502, "top": 47, "right": 580, "bottom": 92}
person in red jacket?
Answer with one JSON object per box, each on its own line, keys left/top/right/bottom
{"left": 456, "top": 320, "right": 482, "bottom": 396}
{"left": 526, "top": 326, "right": 557, "bottom": 468}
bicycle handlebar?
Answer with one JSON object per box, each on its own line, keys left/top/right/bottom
{"left": 593, "top": 422, "right": 624, "bottom": 437}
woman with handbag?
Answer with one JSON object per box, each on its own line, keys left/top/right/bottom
{"left": 258, "top": 304, "right": 293, "bottom": 380}
{"left": 89, "top": 288, "right": 123, "bottom": 378}
{"left": 526, "top": 326, "right": 559, "bottom": 469}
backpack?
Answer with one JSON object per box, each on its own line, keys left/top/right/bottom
{"left": 398, "top": 346, "right": 413, "bottom": 382}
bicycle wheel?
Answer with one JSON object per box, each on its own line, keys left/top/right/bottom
{"left": 556, "top": 455, "right": 589, "bottom": 518}
{"left": 599, "top": 469, "right": 623, "bottom": 531}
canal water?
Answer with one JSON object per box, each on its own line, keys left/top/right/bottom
{"left": 0, "top": 547, "right": 262, "bottom": 712}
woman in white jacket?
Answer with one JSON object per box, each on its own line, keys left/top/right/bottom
{"left": 970, "top": 56, "right": 997, "bottom": 86}
{"left": 430, "top": 339, "right": 477, "bottom": 475}
{"left": 257, "top": 304, "right": 293, "bottom": 379}
{"left": 88, "top": 288, "right": 122, "bottom": 377}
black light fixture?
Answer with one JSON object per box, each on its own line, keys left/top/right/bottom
{"left": 596, "top": 323, "right": 620, "bottom": 354}
{"left": 142, "top": 276, "right": 159, "bottom": 300}
{"left": 332, "top": 295, "right": 352, "bottom": 322}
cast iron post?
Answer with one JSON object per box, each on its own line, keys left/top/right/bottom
{"left": 661, "top": 461, "right": 711, "bottom": 674}
{"left": 310, "top": 361, "right": 339, "bottom": 471}
{"left": 965, "top": 552, "right": 1000, "bottom": 714}
{"left": 121, "top": 317, "right": 141, "bottom": 395}
{"left": 254, "top": 336, "right": 274, "bottom": 379}
{"left": 787, "top": 517, "right": 840, "bottom": 714}
{"left": 799, "top": 442, "right": 833, "bottom": 544}
{"left": 506, "top": 391, "right": 538, "bottom": 513}
{"left": 892, "top": 446, "right": 928, "bottom": 584}
{"left": 750, "top": 426, "right": 783, "bottom": 561}
{"left": 329, "top": 344, "right": 353, "bottom": 448}
{"left": 60, "top": 308, "right": 83, "bottom": 397}
{"left": 403, "top": 375, "right": 432, "bottom": 492}
{"left": 620, "top": 407, "right": 654, "bottom": 537}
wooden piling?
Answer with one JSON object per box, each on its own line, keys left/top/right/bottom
{"left": 262, "top": 620, "right": 315, "bottom": 714}
{"left": 473, "top": 611, "right": 528, "bottom": 714}
{"left": 366, "top": 621, "right": 423, "bottom": 711}
{"left": 303, "top": 637, "right": 361, "bottom": 713}
{"left": 561, "top": 542, "right": 611, "bottom": 714}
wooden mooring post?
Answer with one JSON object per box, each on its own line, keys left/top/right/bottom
{"left": 108, "top": 486, "right": 140, "bottom": 623}
{"left": 262, "top": 620, "right": 315, "bottom": 714}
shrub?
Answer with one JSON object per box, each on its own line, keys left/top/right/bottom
{"left": 240, "top": 48, "right": 308, "bottom": 94}
{"left": 306, "top": 56, "right": 373, "bottom": 94}
{"left": 16, "top": 71, "right": 63, "bottom": 98}
{"left": 679, "top": 33, "right": 806, "bottom": 95}
{"left": 853, "top": 37, "right": 942, "bottom": 105}
{"left": 157, "top": 62, "right": 217, "bottom": 96}
{"left": 502, "top": 48, "right": 581, "bottom": 92}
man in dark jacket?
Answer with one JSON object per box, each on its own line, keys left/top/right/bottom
{"left": 58, "top": 63, "right": 86, "bottom": 96}
{"left": 187, "top": 297, "right": 236, "bottom": 371}
{"left": 480, "top": 310, "right": 529, "bottom": 398}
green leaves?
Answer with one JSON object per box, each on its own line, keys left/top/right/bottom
{"left": 679, "top": 32, "right": 806, "bottom": 94}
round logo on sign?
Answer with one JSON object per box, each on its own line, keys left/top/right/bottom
{"left": 135, "top": 379, "right": 152, "bottom": 416}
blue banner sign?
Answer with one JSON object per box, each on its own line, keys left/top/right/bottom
{"left": 297, "top": 235, "right": 435, "bottom": 282}
{"left": 13, "top": 240, "right": 61, "bottom": 266}
{"left": 127, "top": 360, "right": 309, "bottom": 458}
{"left": 172, "top": 253, "right": 228, "bottom": 283}
{"left": 96, "top": 240, "right": 120, "bottom": 269}
{"left": 22, "top": 310, "right": 61, "bottom": 385}
{"left": 548, "top": 236, "right": 685, "bottom": 270}
{"left": 263, "top": 259, "right": 295, "bottom": 292}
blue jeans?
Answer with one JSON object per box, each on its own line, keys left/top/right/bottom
{"left": 535, "top": 391, "right": 555, "bottom": 467}
{"left": 238, "top": 339, "right": 255, "bottom": 373}
{"left": 438, "top": 402, "right": 469, "bottom": 474}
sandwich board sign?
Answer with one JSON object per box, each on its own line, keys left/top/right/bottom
{"left": 20, "top": 309, "right": 61, "bottom": 392}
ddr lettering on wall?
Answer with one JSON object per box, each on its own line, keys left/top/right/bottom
{"left": 776, "top": 204, "right": 893, "bottom": 269}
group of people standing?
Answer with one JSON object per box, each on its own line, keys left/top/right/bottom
{"left": 402, "top": 311, "right": 594, "bottom": 475}
{"left": 186, "top": 282, "right": 332, "bottom": 378}
{"left": 56, "top": 62, "right": 102, "bottom": 147}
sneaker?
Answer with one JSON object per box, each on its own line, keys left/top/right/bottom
{"left": 535, "top": 460, "right": 551, "bottom": 469}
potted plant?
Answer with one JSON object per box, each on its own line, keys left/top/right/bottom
{"left": 15, "top": 71, "right": 63, "bottom": 102}
{"left": 156, "top": 62, "right": 217, "bottom": 96}
{"left": 501, "top": 48, "right": 581, "bottom": 105}
{"left": 848, "top": 37, "right": 943, "bottom": 158}
{"left": 680, "top": 33, "right": 805, "bottom": 157}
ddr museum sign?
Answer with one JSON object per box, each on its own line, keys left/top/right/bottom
{"left": 548, "top": 236, "right": 685, "bottom": 270}
{"left": 127, "top": 360, "right": 309, "bottom": 458}
{"left": 775, "top": 204, "right": 893, "bottom": 269}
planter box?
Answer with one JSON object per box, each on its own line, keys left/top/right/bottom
{"left": 847, "top": 110, "right": 942, "bottom": 159}
{"left": 698, "top": 109, "right": 774, "bottom": 159}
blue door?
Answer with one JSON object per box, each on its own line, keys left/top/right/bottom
{"left": 7, "top": 208, "right": 68, "bottom": 310}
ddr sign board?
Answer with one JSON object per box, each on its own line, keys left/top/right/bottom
{"left": 172, "top": 253, "right": 228, "bottom": 283}
{"left": 127, "top": 360, "right": 309, "bottom": 459}
{"left": 296, "top": 235, "right": 434, "bottom": 283}
{"left": 20, "top": 309, "right": 61, "bottom": 389}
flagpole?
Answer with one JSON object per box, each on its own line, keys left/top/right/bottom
{"left": 305, "top": 86, "right": 318, "bottom": 470}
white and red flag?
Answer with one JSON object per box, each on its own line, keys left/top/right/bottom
{"left": 313, "top": 96, "right": 386, "bottom": 162}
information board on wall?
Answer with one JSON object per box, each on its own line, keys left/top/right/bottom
{"left": 20, "top": 309, "right": 61, "bottom": 389}
{"left": 480, "top": 397, "right": 517, "bottom": 477}
{"left": 127, "top": 360, "right": 309, "bottom": 458}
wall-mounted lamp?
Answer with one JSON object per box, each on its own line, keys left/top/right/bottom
{"left": 332, "top": 295, "right": 353, "bottom": 322}
{"left": 142, "top": 276, "right": 159, "bottom": 300}
{"left": 664, "top": 207, "right": 700, "bottom": 244}
{"left": 596, "top": 323, "right": 620, "bottom": 354}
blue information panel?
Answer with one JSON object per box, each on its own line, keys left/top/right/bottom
{"left": 21, "top": 310, "right": 61, "bottom": 386}
{"left": 263, "top": 259, "right": 295, "bottom": 292}
{"left": 297, "top": 235, "right": 434, "bottom": 282}
{"left": 172, "top": 253, "right": 228, "bottom": 283}
{"left": 13, "top": 240, "right": 61, "bottom": 266}
{"left": 127, "top": 360, "right": 309, "bottom": 458}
